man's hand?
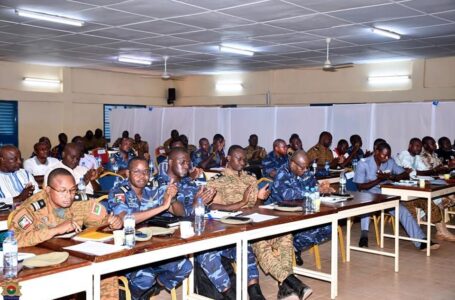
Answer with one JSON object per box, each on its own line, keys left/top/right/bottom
{"left": 107, "top": 213, "right": 123, "bottom": 230}
{"left": 163, "top": 180, "right": 178, "bottom": 208}
{"left": 55, "top": 220, "right": 81, "bottom": 235}
{"left": 319, "top": 180, "right": 335, "bottom": 194}
{"left": 377, "top": 171, "right": 391, "bottom": 180}
{"left": 84, "top": 169, "right": 99, "bottom": 182}
{"left": 16, "top": 184, "right": 34, "bottom": 203}
{"left": 189, "top": 167, "right": 203, "bottom": 180}
{"left": 257, "top": 184, "right": 270, "bottom": 200}
{"left": 337, "top": 156, "right": 345, "bottom": 164}
{"left": 194, "top": 186, "right": 216, "bottom": 206}
{"left": 242, "top": 184, "right": 255, "bottom": 205}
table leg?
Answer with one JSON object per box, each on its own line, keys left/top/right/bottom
{"left": 394, "top": 203, "right": 399, "bottom": 273}
{"left": 239, "top": 239, "right": 246, "bottom": 300}
{"left": 93, "top": 272, "right": 100, "bottom": 300}
{"left": 346, "top": 217, "right": 351, "bottom": 262}
{"left": 331, "top": 219, "right": 338, "bottom": 299}
{"left": 427, "top": 197, "right": 432, "bottom": 257}
{"left": 380, "top": 210, "right": 384, "bottom": 248}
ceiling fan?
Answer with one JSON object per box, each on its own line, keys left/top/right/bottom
{"left": 141, "top": 56, "right": 184, "bottom": 80}
{"left": 321, "top": 38, "right": 354, "bottom": 72}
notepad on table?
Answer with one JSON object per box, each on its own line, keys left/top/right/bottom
{"left": 64, "top": 241, "right": 127, "bottom": 256}
{"left": 243, "top": 213, "right": 278, "bottom": 223}
{"left": 205, "top": 210, "right": 242, "bottom": 220}
{"left": 73, "top": 230, "right": 113, "bottom": 242}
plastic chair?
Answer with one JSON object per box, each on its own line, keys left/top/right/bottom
{"left": 98, "top": 171, "right": 124, "bottom": 191}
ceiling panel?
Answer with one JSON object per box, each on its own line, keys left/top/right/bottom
{"left": 86, "top": 27, "right": 159, "bottom": 40}
{"left": 109, "top": 0, "right": 206, "bottom": 18}
{"left": 125, "top": 20, "right": 201, "bottom": 35}
{"left": 267, "top": 14, "right": 349, "bottom": 31}
{"left": 170, "top": 12, "right": 252, "bottom": 29}
{"left": 284, "top": 0, "right": 391, "bottom": 12}
{"left": 175, "top": 0, "right": 267, "bottom": 10}
{"left": 328, "top": 4, "right": 422, "bottom": 23}
{"left": 214, "top": 23, "right": 293, "bottom": 38}
{"left": 76, "top": 7, "right": 154, "bottom": 26}
{"left": 401, "top": 0, "right": 455, "bottom": 14}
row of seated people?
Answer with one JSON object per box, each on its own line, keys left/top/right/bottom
{"left": 1, "top": 129, "right": 455, "bottom": 300}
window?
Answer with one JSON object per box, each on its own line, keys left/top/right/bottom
{"left": 0, "top": 100, "right": 18, "bottom": 147}
{"left": 103, "top": 104, "right": 146, "bottom": 142}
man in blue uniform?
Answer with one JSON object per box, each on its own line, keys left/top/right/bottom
{"left": 353, "top": 142, "right": 439, "bottom": 250}
{"left": 107, "top": 137, "right": 136, "bottom": 177}
{"left": 269, "top": 150, "right": 332, "bottom": 266}
{"left": 191, "top": 138, "right": 210, "bottom": 168}
{"left": 108, "top": 157, "right": 192, "bottom": 299}
{"left": 262, "top": 139, "right": 288, "bottom": 178}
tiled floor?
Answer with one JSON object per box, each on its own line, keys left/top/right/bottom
{"left": 155, "top": 221, "right": 455, "bottom": 300}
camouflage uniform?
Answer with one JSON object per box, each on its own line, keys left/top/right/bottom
{"left": 198, "top": 168, "right": 260, "bottom": 292}
{"left": 10, "top": 190, "right": 108, "bottom": 248}
{"left": 191, "top": 148, "right": 209, "bottom": 168}
{"left": 245, "top": 145, "right": 267, "bottom": 164}
{"left": 106, "top": 151, "right": 136, "bottom": 172}
{"left": 252, "top": 234, "right": 294, "bottom": 283}
{"left": 132, "top": 140, "right": 149, "bottom": 158}
{"left": 108, "top": 179, "right": 193, "bottom": 297}
{"left": 270, "top": 164, "right": 332, "bottom": 252}
{"left": 307, "top": 143, "right": 334, "bottom": 166}
{"left": 262, "top": 151, "right": 288, "bottom": 178}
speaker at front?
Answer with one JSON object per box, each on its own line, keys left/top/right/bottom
{"left": 167, "top": 88, "right": 176, "bottom": 105}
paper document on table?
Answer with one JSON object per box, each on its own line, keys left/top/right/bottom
{"left": 205, "top": 210, "right": 242, "bottom": 219}
{"left": 259, "top": 204, "right": 276, "bottom": 210}
{"left": 63, "top": 241, "right": 127, "bottom": 256}
{"left": 417, "top": 176, "right": 434, "bottom": 181}
{"left": 321, "top": 196, "right": 350, "bottom": 204}
{"left": 243, "top": 213, "right": 278, "bottom": 223}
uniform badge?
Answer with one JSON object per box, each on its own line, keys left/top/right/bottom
{"left": 115, "top": 193, "right": 126, "bottom": 203}
{"left": 30, "top": 199, "right": 46, "bottom": 211}
{"left": 18, "top": 215, "right": 32, "bottom": 230}
{"left": 1, "top": 280, "right": 22, "bottom": 299}
{"left": 92, "top": 203, "right": 102, "bottom": 215}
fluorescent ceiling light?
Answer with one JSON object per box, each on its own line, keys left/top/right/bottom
{"left": 216, "top": 81, "right": 243, "bottom": 92}
{"left": 219, "top": 45, "right": 254, "bottom": 56}
{"left": 118, "top": 56, "right": 152, "bottom": 66}
{"left": 371, "top": 27, "right": 401, "bottom": 40}
{"left": 368, "top": 75, "right": 410, "bottom": 84}
{"left": 15, "top": 9, "right": 84, "bottom": 27}
{"left": 23, "top": 77, "right": 61, "bottom": 86}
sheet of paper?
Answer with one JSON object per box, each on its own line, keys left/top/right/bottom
{"left": 417, "top": 176, "right": 435, "bottom": 181}
{"left": 205, "top": 210, "right": 242, "bottom": 219}
{"left": 320, "top": 196, "right": 349, "bottom": 204}
{"left": 63, "top": 241, "right": 127, "bottom": 256}
{"left": 243, "top": 213, "right": 278, "bottom": 223}
{"left": 55, "top": 232, "right": 77, "bottom": 239}
{"left": 259, "top": 204, "right": 276, "bottom": 210}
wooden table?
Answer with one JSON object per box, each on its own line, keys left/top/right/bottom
{"left": 0, "top": 247, "right": 92, "bottom": 300}
{"left": 317, "top": 171, "right": 342, "bottom": 184}
{"left": 327, "top": 192, "right": 400, "bottom": 272}
{"left": 239, "top": 205, "right": 339, "bottom": 299}
{"left": 381, "top": 182, "right": 455, "bottom": 256}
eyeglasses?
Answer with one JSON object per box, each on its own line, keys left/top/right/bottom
{"left": 49, "top": 185, "right": 78, "bottom": 196}
{"left": 130, "top": 169, "right": 150, "bottom": 176}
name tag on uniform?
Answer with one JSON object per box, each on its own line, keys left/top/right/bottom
{"left": 98, "top": 149, "right": 106, "bottom": 154}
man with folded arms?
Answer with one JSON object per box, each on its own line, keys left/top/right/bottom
{"left": 307, "top": 131, "right": 341, "bottom": 168}
{"left": 354, "top": 142, "right": 440, "bottom": 250}
{"left": 0, "top": 145, "right": 39, "bottom": 206}
{"left": 108, "top": 157, "right": 193, "bottom": 299}
{"left": 262, "top": 139, "right": 288, "bottom": 179}
{"left": 269, "top": 150, "right": 332, "bottom": 281}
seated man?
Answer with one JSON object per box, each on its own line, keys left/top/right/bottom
{"left": 347, "top": 134, "right": 369, "bottom": 161}
{"left": 287, "top": 134, "right": 303, "bottom": 158}
{"left": 262, "top": 139, "right": 288, "bottom": 179}
{"left": 0, "top": 145, "right": 39, "bottom": 205}
{"left": 50, "top": 133, "right": 67, "bottom": 160}
{"left": 436, "top": 136, "right": 455, "bottom": 166}
{"left": 107, "top": 137, "right": 136, "bottom": 177}
{"left": 108, "top": 157, "right": 192, "bottom": 299}
{"left": 44, "top": 143, "right": 100, "bottom": 194}
{"left": 23, "top": 142, "right": 59, "bottom": 176}
{"left": 163, "top": 129, "right": 179, "bottom": 152}
{"left": 307, "top": 131, "right": 341, "bottom": 168}
{"left": 10, "top": 168, "right": 122, "bottom": 247}
{"left": 72, "top": 136, "right": 100, "bottom": 170}
{"left": 202, "top": 134, "right": 227, "bottom": 169}
{"left": 112, "top": 130, "right": 129, "bottom": 148}
{"left": 180, "top": 134, "right": 197, "bottom": 155}
{"left": 245, "top": 134, "right": 267, "bottom": 165}
{"left": 191, "top": 138, "right": 210, "bottom": 168}
{"left": 207, "top": 145, "right": 311, "bottom": 300}
{"left": 133, "top": 133, "right": 150, "bottom": 160}
{"left": 158, "top": 139, "right": 202, "bottom": 180}
{"left": 354, "top": 142, "right": 439, "bottom": 250}
{"left": 93, "top": 128, "right": 107, "bottom": 148}
{"left": 269, "top": 150, "right": 332, "bottom": 268}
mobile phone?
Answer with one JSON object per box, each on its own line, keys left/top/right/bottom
{"left": 226, "top": 216, "right": 251, "bottom": 222}
{"left": 135, "top": 232, "right": 148, "bottom": 238}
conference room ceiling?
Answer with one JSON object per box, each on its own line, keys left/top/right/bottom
{"left": 0, "top": 0, "right": 454, "bottom": 76}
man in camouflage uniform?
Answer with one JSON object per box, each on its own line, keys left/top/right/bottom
{"left": 287, "top": 134, "right": 303, "bottom": 158}
{"left": 108, "top": 157, "right": 193, "bottom": 299}
{"left": 307, "top": 131, "right": 340, "bottom": 168}
{"left": 10, "top": 168, "right": 122, "bottom": 247}
{"left": 269, "top": 150, "right": 332, "bottom": 268}
{"left": 245, "top": 134, "right": 267, "bottom": 165}
{"left": 262, "top": 139, "right": 288, "bottom": 179}
{"left": 132, "top": 133, "right": 150, "bottom": 160}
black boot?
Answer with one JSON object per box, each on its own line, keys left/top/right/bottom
{"left": 248, "top": 283, "right": 266, "bottom": 300}
{"left": 283, "top": 274, "right": 313, "bottom": 300}
{"left": 295, "top": 251, "right": 304, "bottom": 266}
{"left": 358, "top": 236, "right": 368, "bottom": 248}
{"left": 277, "top": 280, "right": 297, "bottom": 299}
{"left": 222, "top": 287, "right": 236, "bottom": 300}
{"left": 139, "top": 284, "right": 163, "bottom": 300}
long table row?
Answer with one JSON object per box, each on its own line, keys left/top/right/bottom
{"left": 1, "top": 191, "right": 404, "bottom": 300}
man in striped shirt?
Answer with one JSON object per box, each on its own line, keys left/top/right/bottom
{"left": 0, "top": 145, "right": 39, "bottom": 205}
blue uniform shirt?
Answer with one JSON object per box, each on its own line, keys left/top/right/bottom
{"left": 269, "top": 164, "right": 316, "bottom": 204}
{"left": 106, "top": 151, "right": 136, "bottom": 172}
{"left": 353, "top": 156, "right": 404, "bottom": 194}
{"left": 347, "top": 146, "right": 365, "bottom": 161}
{"left": 262, "top": 151, "right": 289, "bottom": 178}
{"left": 191, "top": 149, "right": 209, "bottom": 168}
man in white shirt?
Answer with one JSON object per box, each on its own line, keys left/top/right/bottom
{"left": 0, "top": 145, "right": 39, "bottom": 205}
{"left": 395, "top": 138, "right": 455, "bottom": 242}
{"left": 23, "top": 142, "right": 59, "bottom": 176}
{"left": 72, "top": 136, "right": 100, "bottom": 169}
{"left": 44, "top": 143, "right": 100, "bottom": 194}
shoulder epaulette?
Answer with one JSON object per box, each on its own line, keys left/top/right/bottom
{"left": 119, "top": 185, "right": 131, "bottom": 193}
{"left": 146, "top": 178, "right": 159, "bottom": 188}
{"left": 30, "top": 199, "right": 46, "bottom": 211}
{"left": 210, "top": 173, "right": 224, "bottom": 180}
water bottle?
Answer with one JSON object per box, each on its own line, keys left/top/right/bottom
{"left": 96, "top": 156, "right": 102, "bottom": 167}
{"left": 3, "top": 230, "right": 18, "bottom": 279}
{"left": 339, "top": 171, "right": 347, "bottom": 195}
{"left": 149, "top": 159, "right": 155, "bottom": 175}
{"left": 307, "top": 187, "right": 315, "bottom": 213}
{"left": 313, "top": 186, "right": 321, "bottom": 212}
{"left": 78, "top": 177, "right": 87, "bottom": 201}
{"left": 352, "top": 159, "right": 358, "bottom": 172}
{"left": 194, "top": 198, "right": 205, "bottom": 235}
{"left": 123, "top": 209, "right": 136, "bottom": 248}
{"left": 312, "top": 160, "right": 317, "bottom": 175}
{"left": 304, "top": 186, "right": 311, "bottom": 213}
{"left": 324, "top": 161, "right": 330, "bottom": 176}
